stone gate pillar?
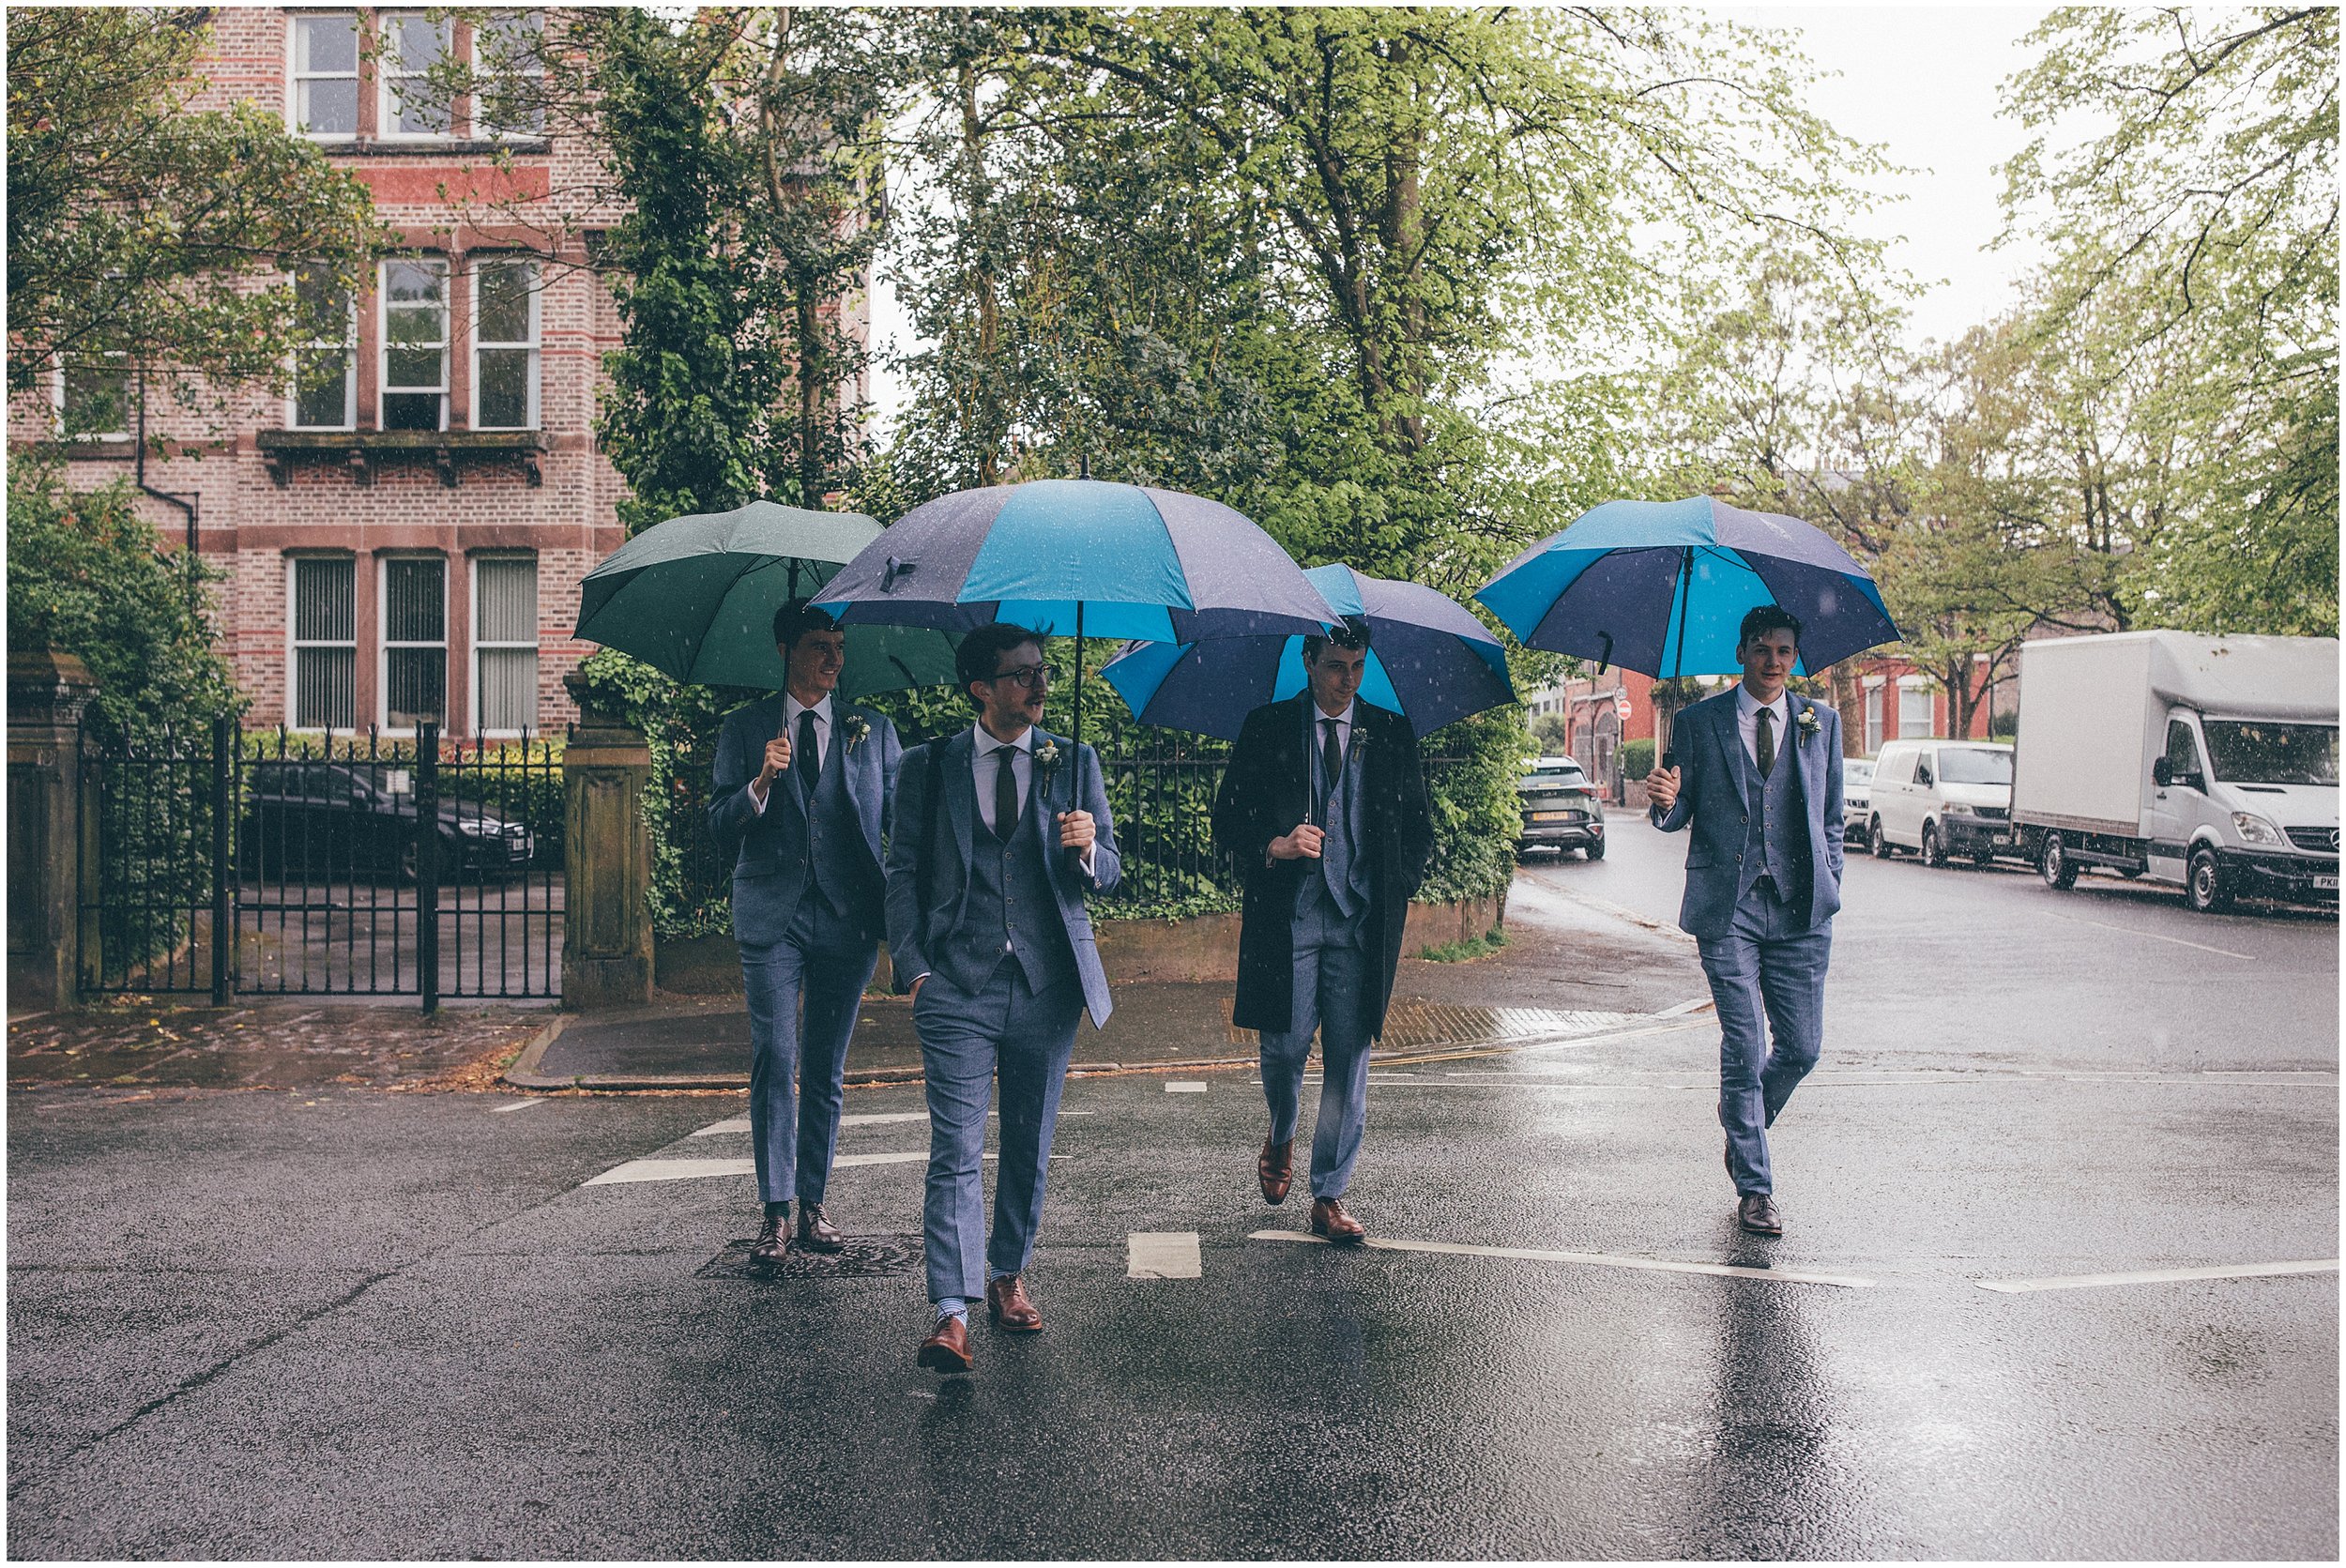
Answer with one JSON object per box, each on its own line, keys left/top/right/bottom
{"left": 560, "top": 669, "right": 654, "bottom": 1009}
{"left": 8, "top": 649, "right": 98, "bottom": 1012}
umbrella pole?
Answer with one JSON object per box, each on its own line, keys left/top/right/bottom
{"left": 1671, "top": 546, "right": 1693, "bottom": 681}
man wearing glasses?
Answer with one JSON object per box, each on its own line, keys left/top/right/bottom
{"left": 708, "top": 601, "right": 903, "bottom": 1268}
{"left": 885, "top": 623, "right": 1121, "bottom": 1374}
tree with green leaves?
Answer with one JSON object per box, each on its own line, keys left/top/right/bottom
{"left": 7, "top": 6, "right": 384, "bottom": 425}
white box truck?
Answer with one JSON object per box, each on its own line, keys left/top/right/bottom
{"left": 2013, "top": 632, "right": 2338, "bottom": 913}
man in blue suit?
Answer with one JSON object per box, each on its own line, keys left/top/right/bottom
{"left": 1645, "top": 605, "right": 1843, "bottom": 1236}
{"left": 709, "top": 601, "right": 903, "bottom": 1268}
{"left": 886, "top": 623, "right": 1120, "bottom": 1374}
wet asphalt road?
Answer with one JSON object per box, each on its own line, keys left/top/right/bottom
{"left": 9, "top": 822, "right": 2337, "bottom": 1559}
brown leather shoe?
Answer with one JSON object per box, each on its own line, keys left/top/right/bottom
{"left": 750, "top": 1210, "right": 789, "bottom": 1268}
{"left": 796, "top": 1202, "right": 844, "bottom": 1253}
{"left": 1309, "top": 1195, "right": 1366, "bottom": 1245}
{"left": 1258, "top": 1136, "right": 1295, "bottom": 1205}
{"left": 1738, "top": 1193, "right": 1784, "bottom": 1236}
{"left": 917, "top": 1313, "right": 973, "bottom": 1373}
{"left": 985, "top": 1274, "right": 1043, "bottom": 1332}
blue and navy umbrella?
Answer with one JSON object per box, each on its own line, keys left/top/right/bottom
{"left": 1099, "top": 563, "right": 1516, "bottom": 740}
{"left": 812, "top": 478, "right": 1331, "bottom": 748}
{"left": 1475, "top": 496, "right": 1898, "bottom": 677}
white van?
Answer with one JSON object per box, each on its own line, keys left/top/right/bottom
{"left": 1866, "top": 738, "right": 2016, "bottom": 867}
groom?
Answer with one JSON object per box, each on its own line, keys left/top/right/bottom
{"left": 708, "top": 601, "right": 903, "bottom": 1267}
{"left": 1645, "top": 605, "right": 1843, "bottom": 1236}
{"left": 886, "top": 623, "right": 1120, "bottom": 1374}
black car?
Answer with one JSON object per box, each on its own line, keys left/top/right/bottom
{"left": 242, "top": 761, "right": 535, "bottom": 881}
{"left": 1516, "top": 754, "right": 1607, "bottom": 859}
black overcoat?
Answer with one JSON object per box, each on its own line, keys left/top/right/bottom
{"left": 1211, "top": 694, "right": 1435, "bottom": 1039}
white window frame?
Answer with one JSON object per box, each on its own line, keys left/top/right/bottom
{"left": 52, "top": 356, "right": 132, "bottom": 443}
{"left": 378, "top": 257, "right": 449, "bottom": 432}
{"left": 469, "top": 554, "right": 540, "bottom": 737}
{"left": 287, "top": 267, "right": 358, "bottom": 431}
{"left": 376, "top": 11, "right": 455, "bottom": 142}
{"left": 1897, "top": 676, "right": 1934, "bottom": 739}
{"left": 286, "top": 555, "right": 358, "bottom": 733}
{"left": 378, "top": 554, "right": 449, "bottom": 736}
{"left": 288, "top": 12, "right": 361, "bottom": 140}
{"left": 470, "top": 258, "right": 541, "bottom": 431}
{"left": 476, "top": 9, "right": 547, "bottom": 141}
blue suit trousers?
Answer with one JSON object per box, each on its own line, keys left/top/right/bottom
{"left": 1698, "top": 883, "right": 1831, "bottom": 1196}
{"left": 914, "top": 963, "right": 1083, "bottom": 1303}
{"left": 1257, "top": 905, "right": 1374, "bottom": 1200}
{"left": 740, "top": 898, "right": 880, "bottom": 1206}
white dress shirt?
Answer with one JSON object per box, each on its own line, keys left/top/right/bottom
{"left": 748, "top": 692, "right": 832, "bottom": 814}
{"left": 1310, "top": 697, "right": 1358, "bottom": 769}
{"left": 1734, "top": 684, "right": 1790, "bottom": 770}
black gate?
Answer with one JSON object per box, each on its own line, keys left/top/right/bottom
{"left": 80, "top": 723, "right": 562, "bottom": 1009}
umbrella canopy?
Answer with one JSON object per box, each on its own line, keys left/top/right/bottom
{"left": 573, "top": 500, "right": 957, "bottom": 698}
{"left": 810, "top": 480, "right": 1331, "bottom": 643}
{"left": 1100, "top": 563, "right": 1516, "bottom": 740}
{"left": 1474, "top": 496, "right": 1898, "bottom": 677}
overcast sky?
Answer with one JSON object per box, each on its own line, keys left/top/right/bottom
{"left": 865, "top": 7, "right": 2056, "bottom": 429}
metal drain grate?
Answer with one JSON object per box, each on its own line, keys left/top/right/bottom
{"left": 698, "top": 1232, "right": 925, "bottom": 1280}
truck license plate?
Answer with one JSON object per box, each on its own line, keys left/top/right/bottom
{"left": 2316, "top": 875, "right": 2338, "bottom": 891}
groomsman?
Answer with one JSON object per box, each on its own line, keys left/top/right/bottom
{"left": 886, "top": 623, "right": 1121, "bottom": 1374}
{"left": 708, "top": 601, "right": 902, "bottom": 1267}
{"left": 1213, "top": 618, "right": 1433, "bottom": 1244}
{"left": 1645, "top": 605, "right": 1844, "bottom": 1236}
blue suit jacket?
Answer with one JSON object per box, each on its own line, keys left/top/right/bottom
{"left": 708, "top": 695, "right": 902, "bottom": 943}
{"left": 883, "top": 726, "right": 1123, "bottom": 1029}
{"left": 1649, "top": 688, "right": 1844, "bottom": 939}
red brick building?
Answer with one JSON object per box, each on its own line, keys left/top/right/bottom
{"left": 15, "top": 8, "right": 867, "bottom": 739}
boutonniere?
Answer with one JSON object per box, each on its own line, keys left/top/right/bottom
{"left": 841, "top": 712, "right": 871, "bottom": 752}
{"left": 1796, "top": 707, "right": 1821, "bottom": 744}
{"left": 1034, "top": 737, "right": 1062, "bottom": 783}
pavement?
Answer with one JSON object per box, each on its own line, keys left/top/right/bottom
{"left": 8, "top": 818, "right": 2336, "bottom": 1558}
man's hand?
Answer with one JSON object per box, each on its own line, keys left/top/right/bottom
{"left": 1058, "top": 809, "right": 1095, "bottom": 852}
{"left": 755, "top": 734, "right": 793, "bottom": 790}
{"left": 1269, "top": 824, "right": 1326, "bottom": 860}
{"left": 1645, "top": 766, "right": 1681, "bottom": 814}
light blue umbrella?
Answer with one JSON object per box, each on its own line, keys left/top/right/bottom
{"left": 1100, "top": 563, "right": 1516, "bottom": 739}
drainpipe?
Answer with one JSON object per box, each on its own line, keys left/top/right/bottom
{"left": 132, "top": 371, "right": 201, "bottom": 564}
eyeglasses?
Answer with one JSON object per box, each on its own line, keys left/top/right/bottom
{"left": 987, "top": 662, "right": 1051, "bottom": 691}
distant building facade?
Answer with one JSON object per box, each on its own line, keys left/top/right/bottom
{"left": 13, "top": 8, "right": 869, "bottom": 739}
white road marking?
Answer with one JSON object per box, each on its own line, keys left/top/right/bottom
{"left": 1128, "top": 1231, "right": 1203, "bottom": 1280}
{"left": 1251, "top": 1230, "right": 1874, "bottom": 1288}
{"left": 1974, "top": 1259, "right": 2338, "bottom": 1294}
{"left": 488, "top": 1098, "right": 545, "bottom": 1114}
{"left": 585, "top": 1150, "right": 1062, "bottom": 1185}
{"left": 2038, "top": 909, "right": 2258, "bottom": 961}
{"left": 689, "top": 1109, "right": 1096, "bottom": 1137}
{"left": 1165, "top": 1081, "right": 1208, "bottom": 1093}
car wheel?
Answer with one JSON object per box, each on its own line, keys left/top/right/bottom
{"left": 1922, "top": 821, "right": 1945, "bottom": 868}
{"left": 1584, "top": 837, "right": 1606, "bottom": 860}
{"left": 2040, "top": 831, "right": 2079, "bottom": 890}
{"left": 2187, "top": 847, "right": 2232, "bottom": 914}
{"left": 396, "top": 838, "right": 419, "bottom": 886}
{"left": 1869, "top": 816, "right": 1893, "bottom": 859}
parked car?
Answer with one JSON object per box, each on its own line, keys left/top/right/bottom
{"left": 243, "top": 761, "right": 536, "bottom": 881}
{"left": 1842, "top": 756, "right": 1876, "bottom": 851}
{"left": 1516, "top": 754, "right": 1607, "bottom": 859}
{"left": 1866, "top": 738, "right": 2016, "bottom": 867}
{"left": 2012, "top": 631, "right": 2338, "bottom": 913}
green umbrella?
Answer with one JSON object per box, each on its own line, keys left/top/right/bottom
{"left": 573, "top": 500, "right": 958, "bottom": 698}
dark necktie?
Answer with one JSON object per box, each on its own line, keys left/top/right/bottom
{"left": 1320, "top": 718, "right": 1344, "bottom": 811}
{"left": 1755, "top": 706, "right": 1775, "bottom": 779}
{"left": 796, "top": 709, "right": 820, "bottom": 805}
{"left": 992, "top": 746, "right": 1020, "bottom": 841}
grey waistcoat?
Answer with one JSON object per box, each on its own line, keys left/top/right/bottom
{"left": 1297, "top": 712, "right": 1371, "bottom": 935}
{"left": 940, "top": 794, "right": 1079, "bottom": 996}
{"left": 803, "top": 736, "right": 877, "bottom": 923}
{"left": 1739, "top": 716, "right": 1803, "bottom": 904}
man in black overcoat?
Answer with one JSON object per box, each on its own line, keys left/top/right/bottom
{"left": 1211, "top": 618, "right": 1434, "bottom": 1242}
